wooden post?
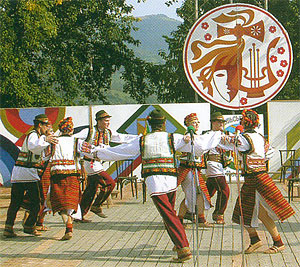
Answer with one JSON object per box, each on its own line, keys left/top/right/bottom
{"left": 194, "top": 0, "right": 199, "bottom": 103}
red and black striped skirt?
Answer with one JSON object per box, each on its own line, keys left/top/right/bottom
{"left": 50, "top": 174, "right": 81, "bottom": 214}
{"left": 232, "top": 172, "right": 295, "bottom": 226}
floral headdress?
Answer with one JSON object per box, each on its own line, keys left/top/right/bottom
{"left": 58, "top": 117, "right": 74, "bottom": 134}
{"left": 184, "top": 113, "right": 199, "bottom": 126}
{"left": 241, "top": 109, "right": 259, "bottom": 128}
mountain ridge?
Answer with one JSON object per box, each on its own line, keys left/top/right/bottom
{"left": 107, "top": 14, "right": 181, "bottom": 104}
{"left": 130, "top": 14, "right": 181, "bottom": 63}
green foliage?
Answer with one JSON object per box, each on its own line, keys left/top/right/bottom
{"left": 0, "top": 0, "right": 153, "bottom": 108}
{"left": 0, "top": 0, "right": 59, "bottom": 107}
{"left": 1, "top": 0, "right": 298, "bottom": 108}
{"left": 268, "top": 0, "right": 300, "bottom": 100}
{"left": 147, "top": 0, "right": 300, "bottom": 104}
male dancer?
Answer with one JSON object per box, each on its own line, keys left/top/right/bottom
{"left": 219, "top": 109, "right": 295, "bottom": 254}
{"left": 78, "top": 110, "right": 136, "bottom": 221}
{"left": 22, "top": 126, "right": 55, "bottom": 231}
{"left": 94, "top": 109, "right": 223, "bottom": 262}
{"left": 3, "top": 114, "right": 58, "bottom": 237}
{"left": 177, "top": 113, "right": 213, "bottom": 227}
{"left": 205, "top": 112, "right": 231, "bottom": 224}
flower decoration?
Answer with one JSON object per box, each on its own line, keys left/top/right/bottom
{"left": 201, "top": 22, "right": 209, "bottom": 30}
{"left": 270, "top": 55, "right": 277, "bottom": 63}
{"left": 223, "top": 28, "right": 230, "bottom": 35}
{"left": 251, "top": 25, "right": 262, "bottom": 36}
{"left": 276, "top": 70, "right": 284, "bottom": 77}
{"left": 277, "top": 47, "right": 285, "bottom": 54}
{"left": 280, "top": 60, "right": 288, "bottom": 67}
{"left": 269, "top": 26, "right": 276, "bottom": 33}
{"left": 58, "top": 117, "right": 73, "bottom": 134}
{"left": 204, "top": 33, "right": 212, "bottom": 41}
{"left": 240, "top": 98, "right": 248, "bottom": 105}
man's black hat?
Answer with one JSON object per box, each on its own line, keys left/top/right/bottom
{"left": 147, "top": 109, "right": 166, "bottom": 124}
{"left": 34, "top": 114, "right": 50, "bottom": 125}
{"left": 210, "top": 112, "right": 226, "bottom": 122}
{"left": 95, "top": 110, "right": 111, "bottom": 121}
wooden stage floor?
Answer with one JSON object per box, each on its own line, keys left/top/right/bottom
{"left": 0, "top": 181, "right": 299, "bottom": 267}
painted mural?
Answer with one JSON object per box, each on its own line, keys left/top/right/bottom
{"left": 2, "top": 101, "right": 298, "bottom": 186}
{"left": 268, "top": 101, "right": 300, "bottom": 180}
{"left": 183, "top": 4, "right": 293, "bottom": 110}
{"left": 0, "top": 103, "right": 211, "bottom": 186}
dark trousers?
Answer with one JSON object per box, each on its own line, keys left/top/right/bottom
{"left": 206, "top": 175, "right": 230, "bottom": 216}
{"left": 152, "top": 191, "right": 189, "bottom": 249}
{"left": 5, "top": 182, "right": 41, "bottom": 228}
{"left": 80, "top": 171, "right": 116, "bottom": 216}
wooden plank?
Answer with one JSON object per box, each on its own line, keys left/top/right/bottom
{"left": 80, "top": 199, "right": 145, "bottom": 266}
{"left": 1, "top": 183, "right": 300, "bottom": 267}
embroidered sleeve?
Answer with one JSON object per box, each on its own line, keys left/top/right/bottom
{"left": 241, "top": 134, "right": 254, "bottom": 154}
{"left": 81, "top": 141, "right": 92, "bottom": 153}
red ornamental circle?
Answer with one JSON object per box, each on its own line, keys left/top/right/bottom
{"left": 269, "top": 26, "right": 276, "bottom": 33}
{"left": 183, "top": 3, "right": 293, "bottom": 110}
{"left": 280, "top": 60, "right": 288, "bottom": 67}
{"left": 201, "top": 22, "right": 209, "bottom": 30}
{"left": 270, "top": 55, "right": 277, "bottom": 63}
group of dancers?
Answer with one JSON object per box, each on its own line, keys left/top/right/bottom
{"left": 3, "top": 108, "right": 295, "bottom": 263}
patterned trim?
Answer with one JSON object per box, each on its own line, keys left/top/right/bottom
{"left": 93, "top": 128, "right": 112, "bottom": 146}
{"left": 18, "top": 152, "right": 29, "bottom": 157}
{"left": 242, "top": 133, "right": 267, "bottom": 174}
{"left": 180, "top": 152, "right": 207, "bottom": 169}
{"left": 16, "top": 130, "right": 44, "bottom": 169}
{"left": 83, "top": 156, "right": 100, "bottom": 162}
{"left": 140, "top": 135, "right": 145, "bottom": 157}
{"left": 143, "top": 158, "right": 174, "bottom": 165}
{"left": 81, "top": 141, "right": 92, "bottom": 153}
{"left": 140, "top": 133, "right": 177, "bottom": 178}
{"left": 242, "top": 133, "right": 255, "bottom": 154}
{"left": 243, "top": 158, "right": 267, "bottom": 174}
{"left": 142, "top": 169, "right": 177, "bottom": 177}
{"left": 207, "top": 154, "right": 222, "bottom": 163}
{"left": 50, "top": 169, "right": 80, "bottom": 176}
{"left": 51, "top": 159, "right": 75, "bottom": 166}
{"left": 15, "top": 160, "right": 44, "bottom": 169}
{"left": 180, "top": 160, "right": 205, "bottom": 168}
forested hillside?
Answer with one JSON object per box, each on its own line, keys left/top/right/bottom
{"left": 105, "top": 14, "right": 181, "bottom": 104}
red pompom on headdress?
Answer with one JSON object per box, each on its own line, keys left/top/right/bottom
{"left": 58, "top": 117, "right": 74, "bottom": 134}
{"left": 241, "top": 109, "right": 259, "bottom": 128}
{"left": 184, "top": 113, "right": 199, "bottom": 126}
{"left": 235, "top": 124, "right": 244, "bottom": 133}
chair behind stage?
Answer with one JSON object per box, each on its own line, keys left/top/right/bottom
{"left": 288, "top": 159, "right": 300, "bottom": 202}
{"left": 279, "top": 149, "right": 295, "bottom": 183}
{"left": 116, "top": 160, "right": 138, "bottom": 200}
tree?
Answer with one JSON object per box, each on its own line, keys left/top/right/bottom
{"left": 148, "top": 0, "right": 299, "bottom": 105}
{"left": 268, "top": 0, "right": 299, "bottom": 100}
{"left": 0, "top": 0, "right": 59, "bottom": 107}
{"left": 0, "top": 0, "right": 154, "bottom": 108}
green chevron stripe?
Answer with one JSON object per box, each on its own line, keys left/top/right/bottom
{"left": 117, "top": 105, "right": 150, "bottom": 133}
{"left": 152, "top": 105, "right": 186, "bottom": 134}
{"left": 287, "top": 121, "right": 300, "bottom": 150}
{"left": 117, "top": 104, "right": 186, "bottom": 134}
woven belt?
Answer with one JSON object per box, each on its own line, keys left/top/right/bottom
{"left": 83, "top": 156, "right": 100, "bottom": 162}
{"left": 207, "top": 154, "right": 222, "bottom": 163}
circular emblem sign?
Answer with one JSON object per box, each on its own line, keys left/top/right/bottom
{"left": 183, "top": 4, "right": 293, "bottom": 110}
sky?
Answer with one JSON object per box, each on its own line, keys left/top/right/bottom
{"left": 126, "top": 0, "right": 184, "bottom": 21}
